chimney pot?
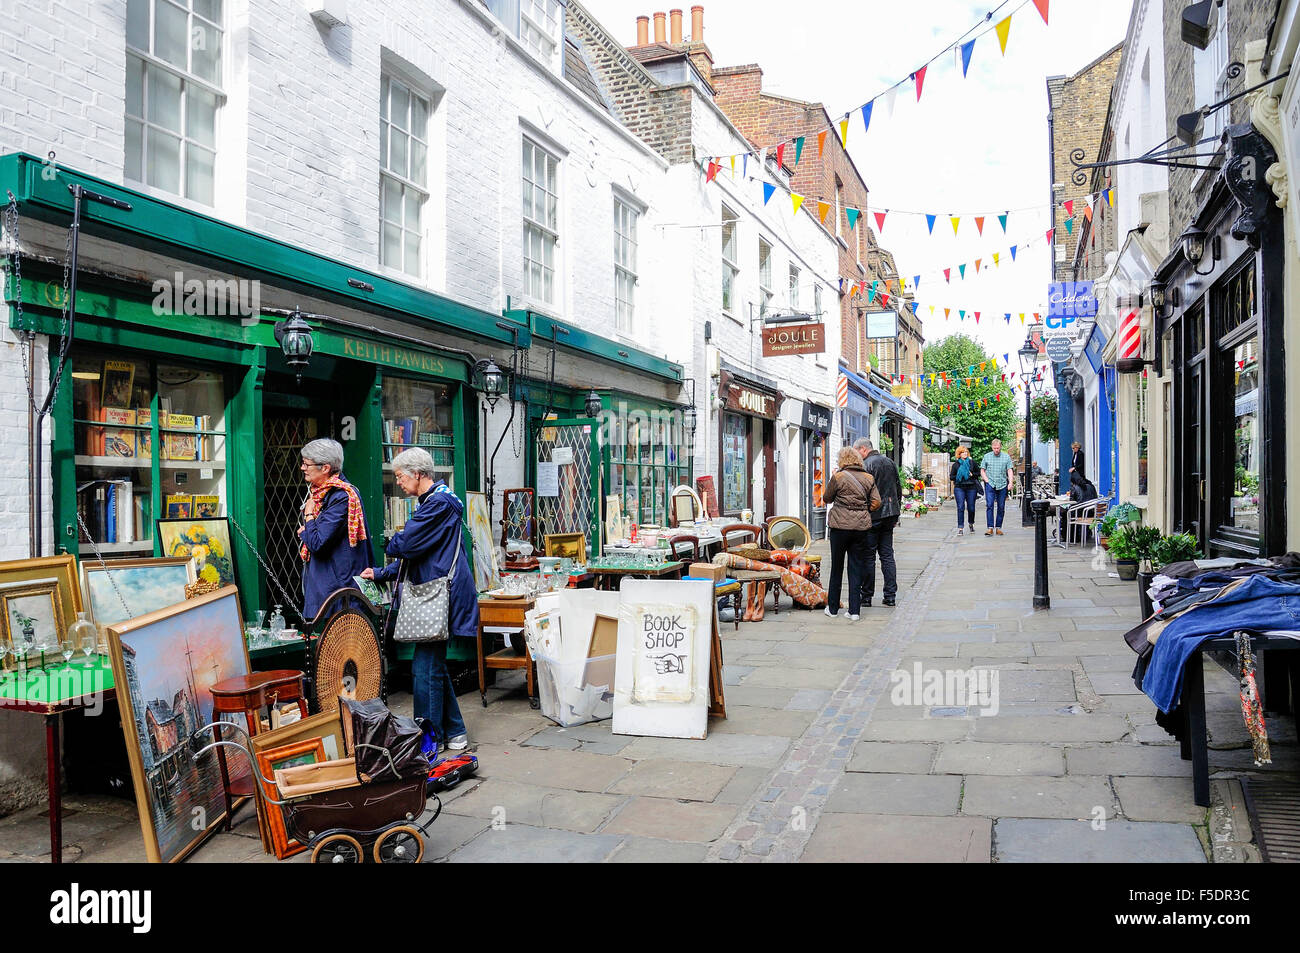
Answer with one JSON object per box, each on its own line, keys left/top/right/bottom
{"left": 670, "top": 8, "right": 683, "bottom": 44}
{"left": 653, "top": 11, "right": 666, "bottom": 43}
{"left": 636, "top": 15, "right": 649, "bottom": 46}
{"left": 691, "top": 5, "right": 703, "bottom": 43}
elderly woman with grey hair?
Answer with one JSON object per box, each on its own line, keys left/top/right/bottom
{"left": 297, "top": 437, "right": 373, "bottom": 621}
{"left": 360, "top": 447, "right": 474, "bottom": 750}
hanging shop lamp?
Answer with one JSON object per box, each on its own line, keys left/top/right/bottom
{"left": 476, "top": 358, "right": 507, "bottom": 410}
{"left": 584, "top": 389, "right": 603, "bottom": 419}
{"left": 273, "top": 310, "right": 314, "bottom": 382}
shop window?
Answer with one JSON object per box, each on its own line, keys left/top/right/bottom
{"left": 523, "top": 137, "right": 559, "bottom": 305}
{"left": 614, "top": 198, "right": 638, "bottom": 334}
{"left": 520, "top": 0, "right": 562, "bottom": 68}
{"left": 721, "top": 205, "right": 739, "bottom": 314}
{"left": 1136, "top": 371, "right": 1149, "bottom": 495}
{"left": 381, "top": 378, "right": 455, "bottom": 534}
{"left": 1193, "top": 1, "right": 1230, "bottom": 144}
{"left": 758, "top": 238, "right": 773, "bottom": 314}
{"left": 1216, "top": 263, "right": 1256, "bottom": 340}
{"left": 72, "top": 350, "right": 227, "bottom": 557}
{"left": 789, "top": 264, "right": 800, "bottom": 310}
{"left": 814, "top": 283, "right": 822, "bottom": 320}
{"left": 608, "top": 407, "right": 687, "bottom": 527}
{"left": 380, "top": 73, "right": 431, "bottom": 278}
{"left": 125, "top": 0, "right": 224, "bottom": 206}
{"left": 1225, "top": 335, "right": 1260, "bottom": 536}
{"left": 721, "top": 412, "right": 749, "bottom": 514}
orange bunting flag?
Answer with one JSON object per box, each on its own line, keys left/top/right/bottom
{"left": 839, "top": 117, "right": 850, "bottom": 146}
{"left": 975, "top": 258, "right": 982, "bottom": 273}
{"left": 914, "top": 65, "right": 927, "bottom": 101}
{"left": 944, "top": 308, "right": 951, "bottom": 319}
{"left": 792, "top": 193, "right": 805, "bottom": 215}
{"left": 817, "top": 130, "right": 827, "bottom": 157}
{"left": 1033, "top": 312, "right": 1041, "bottom": 321}
{"left": 995, "top": 15, "right": 1012, "bottom": 55}
{"left": 817, "top": 201, "right": 830, "bottom": 224}
{"left": 1083, "top": 205, "right": 1094, "bottom": 222}
{"left": 974, "top": 216, "right": 985, "bottom": 235}
{"left": 951, "top": 216, "right": 961, "bottom": 236}
{"left": 1033, "top": 0, "right": 1049, "bottom": 24}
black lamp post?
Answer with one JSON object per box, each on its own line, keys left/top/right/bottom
{"left": 1019, "top": 336, "right": 1038, "bottom": 526}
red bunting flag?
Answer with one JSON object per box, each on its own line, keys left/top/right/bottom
{"left": 1045, "top": 228, "right": 1055, "bottom": 243}
{"left": 1033, "top": 0, "right": 1049, "bottom": 25}
{"left": 776, "top": 143, "right": 786, "bottom": 168}
{"left": 1063, "top": 199, "right": 1074, "bottom": 216}
{"left": 706, "top": 161, "right": 719, "bottom": 182}
{"left": 914, "top": 65, "right": 927, "bottom": 101}
{"left": 975, "top": 312, "right": 981, "bottom": 323}
{"left": 874, "top": 211, "right": 887, "bottom": 232}
{"left": 944, "top": 268, "right": 951, "bottom": 283}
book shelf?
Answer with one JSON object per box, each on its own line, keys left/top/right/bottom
{"left": 72, "top": 352, "right": 229, "bottom": 557}
{"left": 381, "top": 378, "right": 455, "bottom": 536}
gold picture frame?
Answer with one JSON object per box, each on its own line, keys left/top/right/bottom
{"left": 544, "top": 532, "right": 588, "bottom": 566}
{"left": 0, "top": 580, "right": 65, "bottom": 667}
{"left": 80, "top": 556, "right": 197, "bottom": 652}
{"left": 0, "top": 555, "right": 83, "bottom": 634}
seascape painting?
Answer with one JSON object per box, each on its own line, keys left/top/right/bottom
{"left": 82, "top": 558, "right": 196, "bottom": 633}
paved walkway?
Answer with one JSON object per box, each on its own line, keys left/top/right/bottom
{"left": 5, "top": 506, "right": 1293, "bottom": 862}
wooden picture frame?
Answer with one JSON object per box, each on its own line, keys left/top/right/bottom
{"left": 80, "top": 556, "right": 197, "bottom": 652}
{"left": 106, "top": 586, "right": 251, "bottom": 863}
{"left": 0, "top": 580, "right": 65, "bottom": 667}
{"left": 254, "top": 737, "right": 327, "bottom": 860}
{"left": 466, "top": 491, "right": 501, "bottom": 593}
{"left": 155, "top": 517, "right": 236, "bottom": 587}
{"left": 544, "top": 532, "right": 587, "bottom": 566}
{"left": 0, "top": 555, "right": 82, "bottom": 636}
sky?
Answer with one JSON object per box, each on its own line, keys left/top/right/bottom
{"left": 583, "top": 0, "right": 1135, "bottom": 370}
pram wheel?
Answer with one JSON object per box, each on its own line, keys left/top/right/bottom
{"left": 311, "top": 833, "right": 364, "bottom": 864}
{"left": 373, "top": 824, "right": 425, "bottom": 864}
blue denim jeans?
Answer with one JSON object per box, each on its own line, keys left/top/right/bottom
{"left": 954, "top": 486, "right": 977, "bottom": 528}
{"left": 412, "top": 640, "right": 467, "bottom": 741}
{"left": 985, "top": 483, "right": 1008, "bottom": 528}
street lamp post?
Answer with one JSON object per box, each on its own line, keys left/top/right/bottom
{"left": 1018, "top": 336, "right": 1038, "bottom": 526}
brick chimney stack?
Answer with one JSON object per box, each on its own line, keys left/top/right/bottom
{"left": 653, "top": 11, "right": 666, "bottom": 43}
{"left": 636, "top": 15, "right": 648, "bottom": 46}
{"left": 670, "top": 9, "right": 683, "bottom": 44}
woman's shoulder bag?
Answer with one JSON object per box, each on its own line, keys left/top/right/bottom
{"left": 392, "top": 530, "right": 460, "bottom": 643}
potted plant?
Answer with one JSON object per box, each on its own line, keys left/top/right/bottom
{"left": 1140, "top": 532, "right": 1200, "bottom": 619}
{"left": 1108, "top": 524, "right": 1140, "bottom": 580}
{"left": 1096, "top": 512, "right": 1120, "bottom": 549}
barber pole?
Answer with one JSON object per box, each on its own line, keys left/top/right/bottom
{"left": 1116, "top": 309, "right": 1144, "bottom": 372}
{"left": 836, "top": 374, "right": 848, "bottom": 408}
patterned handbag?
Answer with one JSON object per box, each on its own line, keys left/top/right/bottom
{"left": 392, "top": 537, "right": 460, "bottom": 643}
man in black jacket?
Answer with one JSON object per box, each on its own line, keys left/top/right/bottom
{"left": 854, "top": 438, "right": 901, "bottom": 607}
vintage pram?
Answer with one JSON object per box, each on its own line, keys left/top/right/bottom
{"left": 193, "top": 697, "right": 442, "bottom": 863}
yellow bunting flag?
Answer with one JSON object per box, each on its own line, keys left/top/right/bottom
{"left": 792, "top": 193, "right": 805, "bottom": 216}
{"left": 730, "top": 155, "right": 735, "bottom": 175}
{"left": 817, "top": 201, "right": 830, "bottom": 224}
{"left": 993, "top": 252, "right": 1000, "bottom": 267}
{"left": 951, "top": 216, "right": 960, "bottom": 236}
{"left": 996, "top": 15, "right": 1012, "bottom": 54}
{"left": 1019, "top": 313, "right": 1026, "bottom": 323}
{"left": 839, "top": 117, "right": 850, "bottom": 146}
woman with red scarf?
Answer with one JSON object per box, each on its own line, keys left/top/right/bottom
{"left": 298, "top": 438, "right": 373, "bottom": 620}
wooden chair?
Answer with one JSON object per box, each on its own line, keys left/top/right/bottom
{"left": 667, "top": 533, "right": 700, "bottom": 571}
{"left": 719, "top": 523, "right": 765, "bottom": 554}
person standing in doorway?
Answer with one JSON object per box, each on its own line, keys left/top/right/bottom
{"left": 823, "top": 447, "right": 881, "bottom": 621}
{"left": 949, "top": 446, "right": 979, "bottom": 535}
{"left": 855, "top": 438, "right": 901, "bottom": 607}
{"left": 1069, "top": 441, "right": 1085, "bottom": 481}
{"left": 980, "top": 438, "right": 1015, "bottom": 536}
{"left": 297, "top": 438, "right": 373, "bottom": 622}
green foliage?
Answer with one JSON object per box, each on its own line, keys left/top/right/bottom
{"left": 879, "top": 433, "right": 894, "bottom": 453}
{"left": 921, "top": 334, "right": 1016, "bottom": 460}
{"left": 1109, "top": 502, "right": 1141, "bottom": 525}
{"left": 1127, "top": 524, "right": 1163, "bottom": 569}
{"left": 1107, "top": 524, "right": 1139, "bottom": 561}
{"left": 1151, "top": 533, "right": 1200, "bottom": 569}
{"left": 1097, "top": 512, "right": 1120, "bottom": 538}
{"left": 1030, "top": 395, "right": 1059, "bottom": 443}
{"left": 868, "top": 353, "right": 880, "bottom": 370}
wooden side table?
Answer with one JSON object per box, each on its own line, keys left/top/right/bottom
{"left": 477, "top": 596, "right": 538, "bottom": 708}
{"left": 728, "top": 568, "right": 783, "bottom": 618}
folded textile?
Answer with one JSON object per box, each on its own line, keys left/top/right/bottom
{"left": 712, "top": 552, "right": 827, "bottom": 607}
{"left": 1140, "top": 576, "right": 1300, "bottom": 712}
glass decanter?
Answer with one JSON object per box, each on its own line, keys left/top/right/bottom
{"left": 268, "top": 605, "right": 286, "bottom": 641}
{"left": 66, "top": 612, "right": 98, "bottom": 668}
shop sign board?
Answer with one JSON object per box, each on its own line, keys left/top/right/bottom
{"left": 865, "top": 310, "right": 897, "bottom": 339}
{"left": 891, "top": 383, "right": 911, "bottom": 398}
{"left": 724, "top": 382, "right": 779, "bottom": 419}
{"left": 761, "top": 322, "right": 825, "bottom": 357}
{"left": 1045, "top": 335, "right": 1073, "bottom": 363}
{"left": 801, "top": 401, "right": 833, "bottom": 432}
{"left": 1046, "top": 281, "right": 1095, "bottom": 337}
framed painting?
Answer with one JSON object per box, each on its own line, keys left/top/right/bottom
{"left": 544, "top": 532, "right": 587, "bottom": 566}
{"left": 0, "top": 580, "right": 65, "bottom": 666}
{"left": 250, "top": 710, "right": 347, "bottom": 858}
{"left": 81, "top": 557, "right": 197, "bottom": 651}
{"left": 466, "top": 491, "right": 500, "bottom": 593}
{"left": 106, "top": 585, "right": 251, "bottom": 863}
{"left": 0, "top": 555, "right": 82, "bottom": 633}
{"left": 155, "top": 517, "right": 236, "bottom": 587}
{"left": 254, "top": 738, "right": 327, "bottom": 860}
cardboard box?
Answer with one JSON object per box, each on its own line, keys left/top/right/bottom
{"left": 689, "top": 562, "right": 726, "bottom": 582}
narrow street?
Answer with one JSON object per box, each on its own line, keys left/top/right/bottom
{"left": 9, "top": 511, "right": 1286, "bottom": 863}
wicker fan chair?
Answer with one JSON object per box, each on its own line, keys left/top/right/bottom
{"left": 303, "top": 587, "right": 387, "bottom": 715}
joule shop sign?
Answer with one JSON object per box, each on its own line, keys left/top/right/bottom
{"left": 1046, "top": 281, "right": 1096, "bottom": 337}
{"left": 761, "top": 321, "right": 825, "bottom": 357}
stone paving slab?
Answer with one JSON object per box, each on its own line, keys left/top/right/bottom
{"left": 714, "top": 767, "right": 770, "bottom": 806}
{"left": 785, "top": 689, "right": 834, "bottom": 711}
{"left": 824, "top": 772, "right": 962, "bottom": 815}
{"left": 446, "top": 823, "right": 622, "bottom": 863}
{"left": 600, "top": 797, "right": 737, "bottom": 843}
{"left": 618, "top": 732, "right": 792, "bottom": 768}
{"left": 723, "top": 685, "right": 797, "bottom": 709}
{"left": 741, "top": 667, "right": 849, "bottom": 690}
{"left": 443, "top": 778, "right": 625, "bottom": 833}
{"left": 424, "top": 813, "right": 493, "bottom": 861}
{"left": 1086, "top": 672, "right": 1145, "bottom": 695}
{"left": 607, "top": 836, "right": 711, "bottom": 863}
{"left": 970, "top": 714, "right": 1131, "bottom": 743}
{"left": 993, "top": 818, "right": 1206, "bottom": 863}
{"left": 861, "top": 719, "right": 973, "bottom": 742}
{"left": 961, "top": 775, "right": 1116, "bottom": 819}
{"left": 847, "top": 741, "right": 937, "bottom": 774}
{"left": 709, "top": 706, "right": 816, "bottom": 738}
{"left": 607, "top": 759, "right": 737, "bottom": 801}
{"left": 934, "top": 742, "right": 1065, "bottom": 776}
{"left": 473, "top": 743, "right": 634, "bottom": 791}
{"left": 1065, "top": 744, "right": 1193, "bottom": 777}
{"left": 1113, "top": 776, "right": 1210, "bottom": 823}
{"left": 801, "top": 813, "right": 991, "bottom": 863}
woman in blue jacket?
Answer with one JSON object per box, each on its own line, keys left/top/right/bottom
{"left": 297, "top": 438, "right": 373, "bottom": 621}
{"left": 362, "top": 447, "right": 475, "bottom": 750}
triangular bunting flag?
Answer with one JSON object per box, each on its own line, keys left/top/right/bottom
{"left": 959, "top": 310, "right": 966, "bottom": 320}
{"left": 776, "top": 143, "right": 786, "bottom": 168}
{"left": 929, "top": 305, "right": 935, "bottom": 315}
{"left": 794, "top": 136, "right": 805, "bottom": 165}
{"left": 817, "top": 201, "right": 830, "bottom": 223}
{"left": 909, "top": 301, "right": 918, "bottom": 315}
{"left": 1019, "top": 313, "right": 1025, "bottom": 323}
{"left": 993, "top": 252, "right": 1000, "bottom": 267}
{"left": 874, "top": 210, "right": 887, "bottom": 232}
{"left": 979, "top": 362, "right": 986, "bottom": 372}
{"left": 944, "top": 268, "right": 951, "bottom": 283}
{"left": 846, "top": 208, "right": 860, "bottom": 231}
{"left": 1033, "top": 0, "right": 1049, "bottom": 25}
{"left": 975, "top": 312, "right": 981, "bottom": 323}
{"left": 914, "top": 65, "right": 927, "bottom": 101}
{"left": 975, "top": 258, "right": 981, "bottom": 273}
{"left": 975, "top": 216, "right": 985, "bottom": 235}
{"left": 998, "top": 213, "right": 1008, "bottom": 233}
{"left": 1107, "top": 187, "right": 1115, "bottom": 208}
{"left": 1004, "top": 313, "right": 1011, "bottom": 323}
{"left": 1083, "top": 205, "right": 1094, "bottom": 222}
{"left": 944, "top": 308, "right": 951, "bottom": 319}
{"left": 951, "top": 215, "right": 961, "bottom": 236}
{"left": 882, "top": 86, "right": 898, "bottom": 117}
{"left": 926, "top": 214, "right": 937, "bottom": 234}
{"left": 1064, "top": 216, "right": 1074, "bottom": 236}
{"left": 729, "top": 155, "right": 735, "bottom": 175}
{"left": 793, "top": 193, "right": 805, "bottom": 215}
{"left": 959, "top": 264, "right": 966, "bottom": 279}
{"left": 861, "top": 101, "right": 873, "bottom": 135}
{"left": 1045, "top": 228, "right": 1055, "bottom": 243}
{"left": 1010, "top": 245, "right": 1018, "bottom": 260}
{"left": 762, "top": 182, "right": 776, "bottom": 205}
{"left": 879, "top": 292, "right": 890, "bottom": 307}
{"left": 817, "top": 130, "right": 827, "bottom": 157}
{"left": 1063, "top": 199, "right": 1074, "bottom": 216}
{"left": 960, "top": 38, "right": 975, "bottom": 77}
{"left": 838, "top": 117, "right": 850, "bottom": 147}
{"left": 913, "top": 275, "right": 921, "bottom": 290}
{"left": 706, "top": 161, "right": 719, "bottom": 182}
{"left": 995, "top": 15, "right": 1011, "bottom": 55}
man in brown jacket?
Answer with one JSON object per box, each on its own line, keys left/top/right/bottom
{"left": 822, "top": 447, "right": 882, "bottom": 620}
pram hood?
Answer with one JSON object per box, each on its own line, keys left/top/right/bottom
{"left": 340, "top": 697, "right": 430, "bottom": 783}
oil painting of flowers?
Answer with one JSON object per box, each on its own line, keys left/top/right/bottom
{"left": 156, "top": 518, "right": 236, "bottom": 588}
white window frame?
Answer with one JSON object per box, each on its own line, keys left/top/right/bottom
{"left": 1194, "top": 3, "right": 1230, "bottom": 144}
{"left": 721, "top": 204, "right": 739, "bottom": 316}
{"left": 523, "top": 136, "right": 560, "bottom": 307}
{"left": 614, "top": 196, "right": 639, "bottom": 334}
{"left": 380, "top": 73, "right": 431, "bottom": 279}
{"left": 520, "top": 0, "right": 562, "bottom": 71}
{"left": 789, "top": 264, "right": 800, "bottom": 310}
{"left": 125, "top": 0, "right": 225, "bottom": 207}
{"left": 758, "top": 238, "right": 773, "bottom": 314}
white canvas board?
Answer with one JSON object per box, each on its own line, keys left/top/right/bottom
{"left": 612, "top": 579, "right": 713, "bottom": 740}
{"left": 551, "top": 589, "right": 620, "bottom": 664}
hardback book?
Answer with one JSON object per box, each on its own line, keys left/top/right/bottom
{"left": 115, "top": 479, "right": 134, "bottom": 544}
{"left": 164, "top": 413, "right": 197, "bottom": 461}
{"left": 136, "top": 407, "right": 153, "bottom": 459}
{"left": 102, "top": 408, "right": 137, "bottom": 458}
{"left": 192, "top": 494, "right": 220, "bottom": 518}
{"left": 166, "top": 494, "right": 194, "bottom": 519}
